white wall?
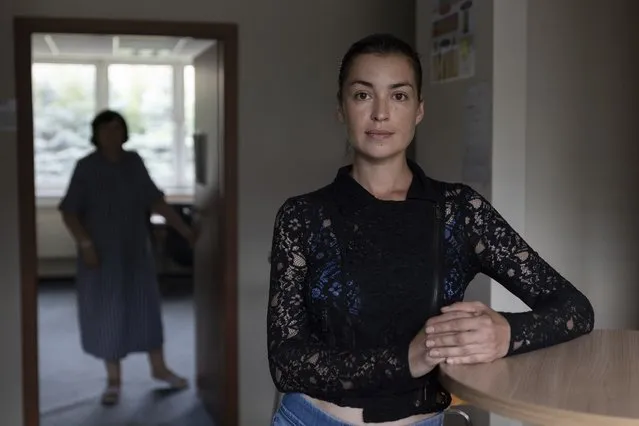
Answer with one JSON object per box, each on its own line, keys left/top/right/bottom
{"left": 415, "top": 0, "right": 494, "bottom": 312}
{"left": 37, "top": 206, "right": 76, "bottom": 259}
{"left": 489, "top": 3, "right": 529, "bottom": 423}
{"left": 0, "top": 1, "right": 415, "bottom": 426}
{"left": 491, "top": 0, "right": 531, "bottom": 319}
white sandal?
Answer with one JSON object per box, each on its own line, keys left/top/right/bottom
{"left": 101, "top": 385, "right": 120, "bottom": 406}
{"left": 154, "top": 373, "right": 189, "bottom": 389}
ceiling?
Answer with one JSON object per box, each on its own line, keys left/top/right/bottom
{"left": 32, "top": 33, "right": 216, "bottom": 62}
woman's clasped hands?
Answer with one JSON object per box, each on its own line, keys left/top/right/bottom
{"left": 409, "top": 301, "right": 511, "bottom": 377}
{"left": 426, "top": 301, "right": 511, "bottom": 365}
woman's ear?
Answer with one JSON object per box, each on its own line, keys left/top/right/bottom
{"left": 336, "top": 105, "right": 345, "bottom": 123}
{"left": 415, "top": 99, "right": 425, "bottom": 125}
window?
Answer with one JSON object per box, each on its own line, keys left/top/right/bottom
{"left": 183, "top": 65, "right": 195, "bottom": 187}
{"left": 32, "top": 61, "right": 196, "bottom": 199}
{"left": 109, "top": 64, "right": 176, "bottom": 189}
{"left": 32, "top": 63, "right": 96, "bottom": 194}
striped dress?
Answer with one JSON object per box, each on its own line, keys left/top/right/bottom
{"left": 59, "top": 150, "right": 164, "bottom": 361}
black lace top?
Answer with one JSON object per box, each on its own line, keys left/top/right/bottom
{"left": 267, "top": 160, "right": 594, "bottom": 423}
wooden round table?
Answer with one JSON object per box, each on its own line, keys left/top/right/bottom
{"left": 439, "top": 329, "right": 639, "bottom": 426}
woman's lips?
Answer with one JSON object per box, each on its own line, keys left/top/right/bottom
{"left": 365, "top": 130, "right": 395, "bottom": 139}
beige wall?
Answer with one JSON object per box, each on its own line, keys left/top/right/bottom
{"left": 417, "top": 0, "right": 639, "bottom": 425}
{"left": 505, "top": 0, "right": 639, "bottom": 326}
{"left": 0, "top": 2, "right": 23, "bottom": 426}
{"left": 0, "top": 1, "right": 415, "bottom": 425}
{"left": 524, "top": 0, "right": 639, "bottom": 328}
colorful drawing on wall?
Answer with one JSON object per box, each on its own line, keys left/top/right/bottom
{"left": 430, "top": 0, "right": 475, "bottom": 84}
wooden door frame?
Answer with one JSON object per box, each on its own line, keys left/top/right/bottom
{"left": 13, "top": 17, "right": 238, "bottom": 426}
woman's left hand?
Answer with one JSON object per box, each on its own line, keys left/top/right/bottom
{"left": 424, "top": 301, "right": 511, "bottom": 365}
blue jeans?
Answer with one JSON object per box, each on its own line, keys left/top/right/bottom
{"left": 272, "top": 393, "right": 444, "bottom": 426}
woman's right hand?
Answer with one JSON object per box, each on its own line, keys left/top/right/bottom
{"left": 408, "top": 311, "right": 480, "bottom": 377}
{"left": 408, "top": 327, "right": 445, "bottom": 378}
{"left": 79, "top": 242, "right": 99, "bottom": 268}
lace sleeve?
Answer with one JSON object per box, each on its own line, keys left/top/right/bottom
{"left": 267, "top": 198, "right": 416, "bottom": 399}
{"left": 460, "top": 186, "right": 594, "bottom": 356}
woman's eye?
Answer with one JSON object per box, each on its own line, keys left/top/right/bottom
{"left": 354, "top": 92, "right": 370, "bottom": 101}
{"left": 393, "top": 93, "right": 408, "bottom": 101}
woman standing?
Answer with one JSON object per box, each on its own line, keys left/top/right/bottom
{"left": 267, "top": 34, "right": 594, "bottom": 425}
{"left": 60, "top": 110, "right": 193, "bottom": 405}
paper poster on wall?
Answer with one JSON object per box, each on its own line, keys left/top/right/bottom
{"left": 461, "top": 81, "right": 492, "bottom": 188}
{"left": 430, "top": 0, "right": 476, "bottom": 84}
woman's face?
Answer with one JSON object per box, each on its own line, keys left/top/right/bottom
{"left": 96, "top": 119, "right": 125, "bottom": 151}
{"left": 338, "top": 53, "right": 424, "bottom": 162}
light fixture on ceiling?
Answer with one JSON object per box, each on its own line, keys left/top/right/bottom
{"left": 172, "top": 38, "right": 189, "bottom": 55}
{"left": 112, "top": 35, "right": 120, "bottom": 55}
{"left": 43, "top": 34, "right": 59, "bottom": 55}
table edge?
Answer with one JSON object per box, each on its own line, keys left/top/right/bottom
{"left": 439, "top": 371, "right": 639, "bottom": 426}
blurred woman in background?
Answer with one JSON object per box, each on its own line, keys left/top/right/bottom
{"left": 60, "top": 110, "right": 195, "bottom": 405}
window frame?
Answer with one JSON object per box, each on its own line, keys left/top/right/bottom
{"left": 32, "top": 55, "right": 194, "bottom": 204}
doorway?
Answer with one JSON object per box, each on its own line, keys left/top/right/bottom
{"left": 14, "top": 17, "right": 238, "bottom": 426}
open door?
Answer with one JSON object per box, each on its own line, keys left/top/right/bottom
{"left": 191, "top": 40, "right": 237, "bottom": 425}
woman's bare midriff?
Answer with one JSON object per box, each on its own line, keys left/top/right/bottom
{"left": 303, "top": 395, "right": 438, "bottom": 426}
